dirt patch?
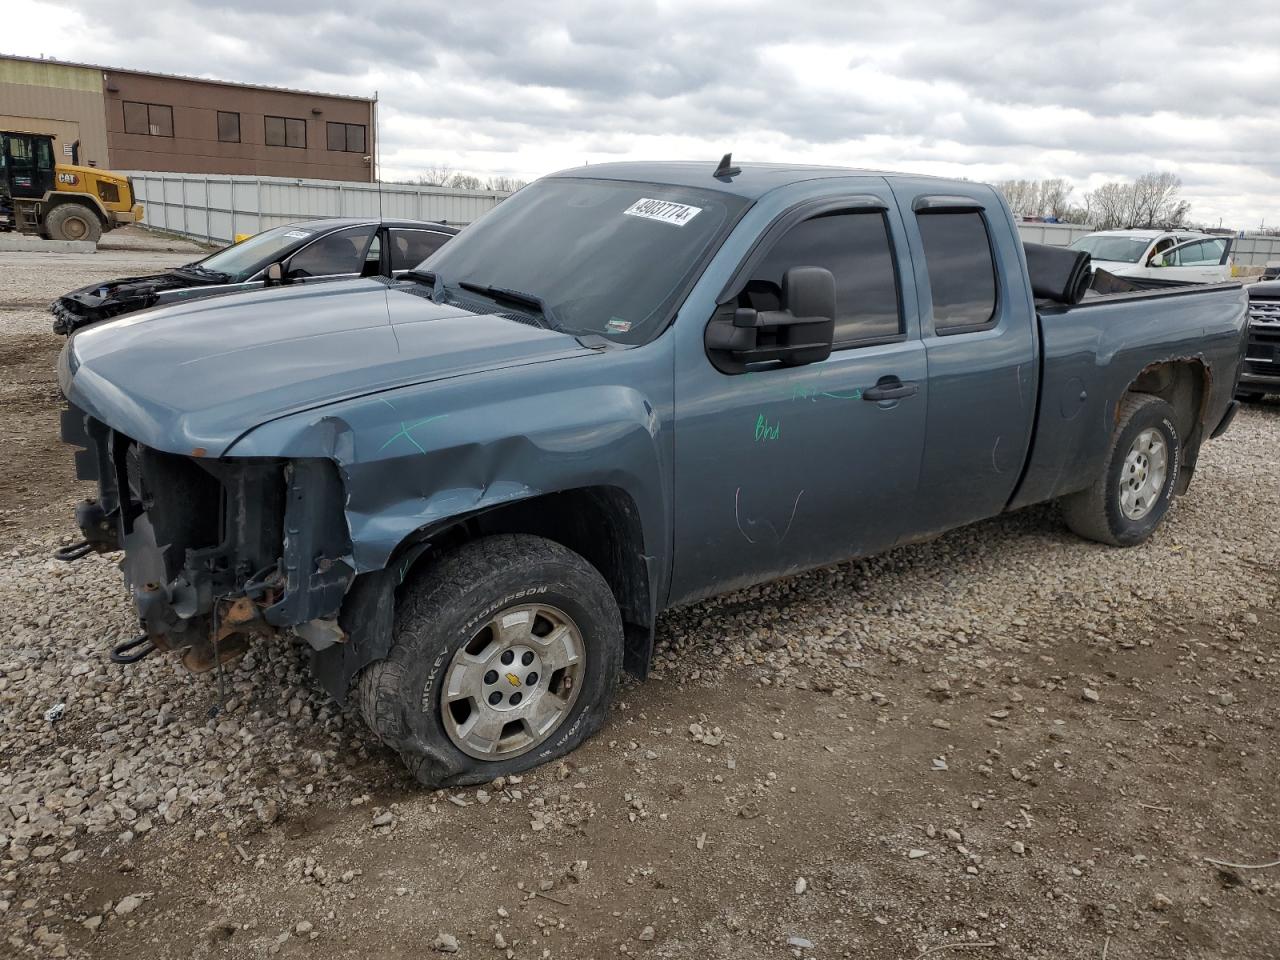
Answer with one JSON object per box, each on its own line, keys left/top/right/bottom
{"left": 0, "top": 325, "right": 82, "bottom": 549}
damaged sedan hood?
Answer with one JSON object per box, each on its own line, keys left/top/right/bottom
{"left": 59, "top": 278, "right": 596, "bottom": 456}
{"left": 51, "top": 269, "right": 216, "bottom": 334}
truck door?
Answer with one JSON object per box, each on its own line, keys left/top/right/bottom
{"left": 2, "top": 133, "right": 46, "bottom": 199}
{"left": 1150, "top": 237, "right": 1233, "bottom": 283}
{"left": 669, "top": 189, "right": 928, "bottom": 604}
{"left": 891, "top": 186, "right": 1038, "bottom": 536}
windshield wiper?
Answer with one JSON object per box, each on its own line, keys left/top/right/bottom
{"left": 458, "top": 280, "right": 558, "bottom": 329}
{"left": 403, "top": 269, "right": 437, "bottom": 288}
{"left": 179, "top": 264, "right": 230, "bottom": 282}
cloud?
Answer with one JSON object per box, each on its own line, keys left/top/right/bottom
{"left": 11, "top": 0, "right": 1280, "bottom": 226}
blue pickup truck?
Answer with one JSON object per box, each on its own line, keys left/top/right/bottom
{"left": 57, "top": 160, "right": 1248, "bottom": 787}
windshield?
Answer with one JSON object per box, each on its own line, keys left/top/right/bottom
{"left": 417, "top": 177, "right": 748, "bottom": 343}
{"left": 1069, "top": 234, "right": 1153, "bottom": 263}
{"left": 197, "top": 224, "right": 322, "bottom": 280}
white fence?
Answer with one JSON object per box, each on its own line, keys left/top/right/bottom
{"left": 1013, "top": 222, "right": 1093, "bottom": 247}
{"left": 125, "top": 170, "right": 1280, "bottom": 268}
{"left": 124, "top": 171, "right": 510, "bottom": 245}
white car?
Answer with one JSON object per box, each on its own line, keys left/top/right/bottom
{"left": 1069, "top": 229, "right": 1233, "bottom": 283}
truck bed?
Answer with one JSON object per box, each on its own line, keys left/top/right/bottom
{"left": 1011, "top": 281, "right": 1249, "bottom": 510}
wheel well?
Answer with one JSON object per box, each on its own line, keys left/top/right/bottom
{"left": 401, "top": 487, "right": 655, "bottom": 676}
{"left": 1123, "top": 358, "right": 1209, "bottom": 493}
{"left": 44, "top": 194, "right": 108, "bottom": 225}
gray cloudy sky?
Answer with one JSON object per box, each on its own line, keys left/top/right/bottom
{"left": 14, "top": 0, "right": 1280, "bottom": 227}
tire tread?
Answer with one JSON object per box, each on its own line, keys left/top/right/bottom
{"left": 1061, "top": 393, "right": 1175, "bottom": 546}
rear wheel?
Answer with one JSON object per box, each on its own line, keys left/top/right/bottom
{"left": 45, "top": 203, "right": 102, "bottom": 243}
{"left": 358, "top": 534, "right": 623, "bottom": 787}
{"left": 1061, "top": 394, "right": 1181, "bottom": 546}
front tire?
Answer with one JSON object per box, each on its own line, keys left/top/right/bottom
{"left": 1061, "top": 393, "right": 1182, "bottom": 546}
{"left": 44, "top": 203, "right": 103, "bottom": 243}
{"left": 358, "top": 535, "right": 623, "bottom": 788}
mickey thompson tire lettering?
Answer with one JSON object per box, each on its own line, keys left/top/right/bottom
{"left": 357, "top": 534, "right": 623, "bottom": 788}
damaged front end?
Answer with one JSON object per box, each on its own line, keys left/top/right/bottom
{"left": 59, "top": 402, "right": 356, "bottom": 670}
{"left": 51, "top": 273, "right": 206, "bottom": 335}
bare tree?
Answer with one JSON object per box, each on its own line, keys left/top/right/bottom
{"left": 1081, "top": 173, "right": 1189, "bottom": 230}
{"left": 412, "top": 164, "right": 454, "bottom": 187}
{"left": 485, "top": 176, "right": 527, "bottom": 193}
{"left": 995, "top": 178, "right": 1074, "bottom": 220}
{"left": 1039, "top": 178, "right": 1073, "bottom": 220}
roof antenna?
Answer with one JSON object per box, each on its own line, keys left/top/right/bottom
{"left": 713, "top": 152, "right": 741, "bottom": 180}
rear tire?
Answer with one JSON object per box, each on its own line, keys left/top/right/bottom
{"left": 1061, "top": 394, "right": 1182, "bottom": 546}
{"left": 45, "top": 203, "right": 102, "bottom": 243}
{"left": 358, "top": 534, "right": 623, "bottom": 788}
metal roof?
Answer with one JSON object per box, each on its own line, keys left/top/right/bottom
{"left": 0, "top": 52, "right": 375, "bottom": 103}
{"left": 547, "top": 160, "right": 951, "bottom": 199}
{"left": 274, "top": 217, "right": 458, "bottom": 232}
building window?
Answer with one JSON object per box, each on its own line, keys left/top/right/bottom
{"left": 123, "top": 101, "right": 174, "bottom": 137}
{"left": 326, "top": 122, "right": 367, "bottom": 153}
{"left": 217, "top": 111, "right": 241, "bottom": 143}
{"left": 265, "top": 115, "right": 306, "bottom": 148}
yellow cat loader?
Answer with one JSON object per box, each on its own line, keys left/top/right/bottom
{"left": 1, "top": 131, "right": 142, "bottom": 242}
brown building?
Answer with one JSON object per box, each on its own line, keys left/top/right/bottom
{"left": 1, "top": 53, "right": 376, "bottom": 182}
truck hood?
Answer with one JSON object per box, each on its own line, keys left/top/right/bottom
{"left": 59, "top": 278, "right": 595, "bottom": 456}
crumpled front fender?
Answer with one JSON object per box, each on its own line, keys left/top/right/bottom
{"left": 224, "top": 346, "right": 673, "bottom": 589}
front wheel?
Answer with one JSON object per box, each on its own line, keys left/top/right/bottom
{"left": 44, "top": 203, "right": 103, "bottom": 243}
{"left": 1061, "top": 393, "right": 1182, "bottom": 546}
{"left": 358, "top": 534, "right": 623, "bottom": 788}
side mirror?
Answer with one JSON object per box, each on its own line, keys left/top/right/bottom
{"left": 705, "top": 266, "right": 836, "bottom": 374}
{"left": 265, "top": 262, "right": 284, "bottom": 284}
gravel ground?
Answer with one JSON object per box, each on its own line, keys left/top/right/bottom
{"left": 1, "top": 234, "right": 1278, "bottom": 959}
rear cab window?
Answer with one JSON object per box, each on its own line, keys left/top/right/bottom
{"left": 915, "top": 211, "right": 998, "bottom": 334}
{"left": 390, "top": 229, "right": 451, "bottom": 272}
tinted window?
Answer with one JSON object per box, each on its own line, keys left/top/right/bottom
{"left": 287, "top": 225, "right": 375, "bottom": 277}
{"left": 150, "top": 104, "right": 173, "bottom": 137}
{"left": 327, "top": 122, "right": 366, "bottom": 153}
{"left": 916, "top": 212, "right": 997, "bottom": 332}
{"left": 421, "top": 178, "right": 746, "bottom": 344}
{"left": 217, "top": 111, "right": 240, "bottom": 143}
{"left": 389, "top": 229, "right": 450, "bottom": 271}
{"left": 746, "top": 211, "right": 901, "bottom": 344}
{"left": 124, "top": 102, "right": 172, "bottom": 137}
{"left": 123, "top": 101, "right": 149, "bottom": 135}
{"left": 266, "top": 116, "right": 306, "bottom": 148}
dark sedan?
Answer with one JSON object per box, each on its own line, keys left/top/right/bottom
{"left": 50, "top": 218, "right": 458, "bottom": 334}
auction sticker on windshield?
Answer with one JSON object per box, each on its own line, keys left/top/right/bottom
{"left": 623, "top": 198, "right": 703, "bottom": 226}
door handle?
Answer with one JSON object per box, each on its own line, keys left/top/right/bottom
{"left": 862, "top": 378, "right": 919, "bottom": 402}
